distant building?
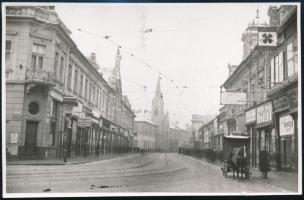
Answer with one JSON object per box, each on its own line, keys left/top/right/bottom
{"left": 191, "top": 114, "right": 214, "bottom": 143}
{"left": 134, "top": 120, "right": 157, "bottom": 151}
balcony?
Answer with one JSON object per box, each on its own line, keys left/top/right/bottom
{"left": 267, "top": 74, "right": 298, "bottom": 97}
{"left": 25, "top": 69, "right": 57, "bottom": 87}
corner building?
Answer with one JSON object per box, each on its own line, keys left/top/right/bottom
{"left": 5, "top": 6, "right": 122, "bottom": 159}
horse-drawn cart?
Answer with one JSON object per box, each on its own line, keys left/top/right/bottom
{"left": 221, "top": 135, "right": 251, "bottom": 179}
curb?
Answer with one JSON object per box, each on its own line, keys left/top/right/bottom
{"left": 183, "top": 154, "right": 296, "bottom": 193}
{"left": 6, "top": 154, "right": 139, "bottom": 166}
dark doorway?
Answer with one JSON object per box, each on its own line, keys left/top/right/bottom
{"left": 25, "top": 121, "right": 39, "bottom": 155}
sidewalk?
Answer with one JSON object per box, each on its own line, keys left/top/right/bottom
{"left": 190, "top": 155, "right": 299, "bottom": 192}
{"left": 6, "top": 153, "right": 138, "bottom": 166}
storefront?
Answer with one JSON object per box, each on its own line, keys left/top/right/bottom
{"left": 245, "top": 107, "right": 257, "bottom": 167}
{"left": 256, "top": 101, "right": 276, "bottom": 168}
{"left": 270, "top": 85, "right": 298, "bottom": 172}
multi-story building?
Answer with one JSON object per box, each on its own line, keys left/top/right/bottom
{"left": 266, "top": 5, "right": 298, "bottom": 172}
{"left": 199, "top": 118, "right": 215, "bottom": 150}
{"left": 5, "top": 6, "right": 132, "bottom": 160}
{"left": 134, "top": 120, "right": 157, "bottom": 151}
{"left": 221, "top": 9, "right": 278, "bottom": 167}
{"left": 168, "top": 125, "right": 191, "bottom": 152}
{"left": 190, "top": 114, "right": 214, "bottom": 145}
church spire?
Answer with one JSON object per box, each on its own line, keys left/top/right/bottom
{"left": 154, "top": 75, "right": 162, "bottom": 100}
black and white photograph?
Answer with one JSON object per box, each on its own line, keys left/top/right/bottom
{"left": 2, "top": 1, "right": 302, "bottom": 197}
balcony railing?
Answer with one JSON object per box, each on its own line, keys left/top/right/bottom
{"left": 25, "top": 69, "right": 57, "bottom": 86}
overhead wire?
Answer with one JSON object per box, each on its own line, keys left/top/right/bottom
{"left": 76, "top": 28, "right": 189, "bottom": 90}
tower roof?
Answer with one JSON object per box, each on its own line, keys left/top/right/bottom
{"left": 247, "top": 8, "right": 268, "bottom": 30}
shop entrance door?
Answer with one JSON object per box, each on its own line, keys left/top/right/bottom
{"left": 281, "top": 138, "right": 292, "bottom": 170}
{"left": 25, "top": 121, "right": 38, "bottom": 155}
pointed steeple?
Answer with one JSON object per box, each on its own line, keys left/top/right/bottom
{"left": 151, "top": 75, "right": 164, "bottom": 124}
{"left": 154, "top": 75, "right": 162, "bottom": 100}
{"left": 108, "top": 46, "right": 123, "bottom": 109}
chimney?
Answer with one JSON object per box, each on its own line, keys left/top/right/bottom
{"left": 268, "top": 6, "right": 280, "bottom": 27}
{"left": 91, "top": 52, "right": 96, "bottom": 62}
{"left": 228, "top": 63, "right": 238, "bottom": 76}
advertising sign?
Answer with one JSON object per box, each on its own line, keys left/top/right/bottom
{"left": 257, "top": 102, "right": 272, "bottom": 125}
{"left": 78, "top": 117, "right": 92, "bottom": 127}
{"left": 220, "top": 92, "right": 247, "bottom": 105}
{"left": 258, "top": 32, "right": 277, "bottom": 46}
{"left": 279, "top": 115, "right": 294, "bottom": 136}
{"left": 10, "top": 133, "right": 18, "bottom": 144}
{"left": 245, "top": 108, "right": 256, "bottom": 124}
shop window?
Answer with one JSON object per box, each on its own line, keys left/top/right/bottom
{"left": 50, "top": 121, "right": 56, "bottom": 146}
{"left": 28, "top": 102, "right": 39, "bottom": 115}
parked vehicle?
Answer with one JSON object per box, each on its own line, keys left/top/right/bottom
{"left": 221, "top": 135, "right": 251, "bottom": 180}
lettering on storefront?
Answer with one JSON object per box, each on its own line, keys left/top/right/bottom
{"left": 78, "top": 117, "right": 92, "bottom": 127}
{"left": 257, "top": 102, "right": 272, "bottom": 125}
{"left": 279, "top": 115, "right": 294, "bottom": 136}
{"left": 246, "top": 108, "right": 256, "bottom": 124}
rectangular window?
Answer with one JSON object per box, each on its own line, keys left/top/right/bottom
{"left": 38, "top": 56, "right": 43, "bottom": 70}
{"left": 84, "top": 78, "right": 88, "bottom": 100}
{"left": 97, "top": 89, "right": 100, "bottom": 108}
{"left": 50, "top": 121, "right": 56, "bottom": 146}
{"left": 79, "top": 74, "right": 83, "bottom": 97}
{"left": 89, "top": 82, "right": 92, "bottom": 103}
{"left": 74, "top": 69, "right": 78, "bottom": 94}
{"left": 60, "top": 56, "right": 64, "bottom": 81}
{"left": 5, "top": 40, "right": 12, "bottom": 66}
{"left": 67, "top": 64, "right": 72, "bottom": 90}
{"left": 274, "top": 55, "right": 279, "bottom": 84}
{"left": 93, "top": 85, "right": 96, "bottom": 105}
{"left": 287, "top": 38, "right": 298, "bottom": 78}
{"left": 278, "top": 51, "right": 284, "bottom": 82}
{"left": 54, "top": 52, "right": 59, "bottom": 77}
{"left": 52, "top": 100, "right": 59, "bottom": 117}
{"left": 31, "top": 55, "right": 37, "bottom": 70}
{"left": 32, "top": 43, "right": 46, "bottom": 71}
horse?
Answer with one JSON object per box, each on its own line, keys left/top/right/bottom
{"left": 228, "top": 146, "right": 247, "bottom": 179}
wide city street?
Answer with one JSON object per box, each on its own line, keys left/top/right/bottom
{"left": 6, "top": 153, "right": 292, "bottom": 194}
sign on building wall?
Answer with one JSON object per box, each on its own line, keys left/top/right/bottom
{"left": 220, "top": 92, "right": 247, "bottom": 105}
{"left": 10, "top": 133, "right": 18, "bottom": 144}
{"left": 279, "top": 115, "right": 294, "bottom": 136}
{"left": 256, "top": 102, "right": 272, "bottom": 125}
{"left": 258, "top": 32, "right": 277, "bottom": 46}
{"left": 72, "top": 102, "right": 83, "bottom": 114}
{"left": 245, "top": 108, "right": 256, "bottom": 124}
{"left": 78, "top": 117, "right": 92, "bottom": 127}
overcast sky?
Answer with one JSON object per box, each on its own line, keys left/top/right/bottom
{"left": 54, "top": 3, "right": 276, "bottom": 128}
